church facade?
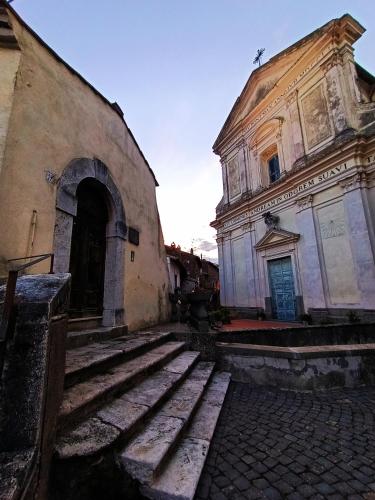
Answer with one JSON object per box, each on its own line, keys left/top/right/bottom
{"left": 0, "top": 2, "right": 170, "bottom": 330}
{"left": 211, "top": 14, "right": 375, "bottom": 322}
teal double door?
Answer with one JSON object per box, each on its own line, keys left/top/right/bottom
{"left": 268, "top": 257, "right": 296, "bottom": 321}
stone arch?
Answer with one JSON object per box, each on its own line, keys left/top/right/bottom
{"left": 53, "top": 157, "right": 127, "bottom": 326}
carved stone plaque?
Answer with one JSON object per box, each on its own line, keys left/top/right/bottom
{"left": 301, "top": 84, "right": 332, "bottom": 149}
{"left": 227, "top": 157, "right": 241, "bottom": 199}
{"left": 320, "top": 219, "right": 345, "bottom": 239}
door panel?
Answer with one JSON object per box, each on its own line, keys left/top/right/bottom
{"left": 69, "top": 179, "right": 108, "bottom": 317}
{"left": 268, "top": 257, "right": 296, "bottom": 321}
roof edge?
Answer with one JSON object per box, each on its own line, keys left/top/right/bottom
{"left": 0, "top": 0, "right": 159, "bottom": 187}
{"left": 213, "top": 13, "right": 365, "bottom": 154}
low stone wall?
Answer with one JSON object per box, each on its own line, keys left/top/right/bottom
{"left": 217, "top": 345, "right": 375, "bottom": 390}
{"left": 0, "top": 274, "right": 70, "bottom": 500}
{"left": 217, "top": 322, "right": 375, "bottom": 347}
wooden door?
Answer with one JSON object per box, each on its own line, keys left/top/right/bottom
{"left": 268, "top": 257, "right": 296, "bottom": 321}
{"left": 69, "top": 180, "right": 108, "bottom": 316}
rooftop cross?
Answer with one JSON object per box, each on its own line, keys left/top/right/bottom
{"left": 253, "top": 47, "right": 265, "bottom": 67}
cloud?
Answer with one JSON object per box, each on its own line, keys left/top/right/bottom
{"left": 194, "top": 239, "right": 217, "bottom": 252}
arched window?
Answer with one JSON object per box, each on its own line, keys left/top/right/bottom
{"left": 268, "top": 154, "right": 281, "bottom": 183}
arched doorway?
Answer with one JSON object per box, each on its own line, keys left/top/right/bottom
{"left": 53, "top": 158, "right": 127, "bottom": 327}
{"left": 69, "top": 178, "right": 108, "bottom": 317}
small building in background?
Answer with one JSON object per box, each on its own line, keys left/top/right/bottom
{"left": 165, "top": 243, "right": 219, "bottom": 295}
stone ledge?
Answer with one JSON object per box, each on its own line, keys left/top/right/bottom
{"left": 217, "top": 341, "right": 375, "bottom": 359}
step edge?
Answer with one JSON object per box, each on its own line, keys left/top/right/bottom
{"left": 120, "top": 362, "right": 216, "bottom": 484}
{"left": 58, "top": 342, "right": 187, "bottom": 429}
{"left": 142, "top": 372, "right": 232, "bottom": 500}
{"left": 54, "top": 352, "right": 201, "bottom": 460}
{"left": 64, "top": 332, "right": 173, "bottom": 387}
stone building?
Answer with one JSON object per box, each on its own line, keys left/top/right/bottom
{"left": 0, "top": 2, "right": 170, "bottom": 330}
{"left": 211, "top": 14, "right": 375, "bottom": 322}
{"left": 165, "top": 243, "right": 219, "bottom": 293}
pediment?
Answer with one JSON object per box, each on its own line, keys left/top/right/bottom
{"left": 255, "top": 228, "right": 300, "bottom": 251}
{"left": 213, "top": 14, "right": 364, "bottom": 153}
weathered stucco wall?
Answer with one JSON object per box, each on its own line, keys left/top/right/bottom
{"left": 0, "top": 11, "right": 170, "bottom": 330}
{"left": 0, "top": 47, "right": 20, "bottom": 178}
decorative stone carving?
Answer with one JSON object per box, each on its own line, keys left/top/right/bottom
{"left": 301, "top": 84, "right": 332, "bottom": 150}
{"left": 262, "top": 211, "right": 279, "bottom": 229}
{"left": 227, "top": 156, "right": 241, "bottom": 199}
{"left": 242, "top": 223, "right": 252, "bottom": 232}
{"left": 320, "top": 218, "right": 346, "bottom": 239}
{"left": 320, "top": 50, "right": 344, "bottom": 74}
{"left": 339, "top": 170, "right": 367, "bottom": 192}
{"left": 45, "top": 170, "right": 59, "bottom": 185}
{"left": 296, "top": 194, "right": 313, "bottom": 212}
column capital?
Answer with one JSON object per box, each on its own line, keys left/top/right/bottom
{"left": 241, "top": 222, "right": 252, "bottom": 233}
{"left": 339, "top": 170, "right": 367, "bottom": 193}
{"left": 320, "top": 50, "right": 344, "bottom": 75}
{"left": 296, "top": 194, "right": 313, "bottom": 212}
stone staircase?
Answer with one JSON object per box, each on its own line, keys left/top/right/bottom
{"left": 51, "top": 326, "right": 231, "bottom": 500}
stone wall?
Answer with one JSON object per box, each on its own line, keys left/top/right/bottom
{"left": 0, "top": 274, "right": 70, "bottom": 500}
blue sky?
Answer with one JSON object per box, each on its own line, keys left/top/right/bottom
{"left": 13, "top": 0, "right": 375, "bottom": 261}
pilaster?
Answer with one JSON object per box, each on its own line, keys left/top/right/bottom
{"left": 242, "top": 222, "right": 257, "bottom": 307}
{"left": 321, "top": 51, "right": 351, "bottom": 134}
{"left": 340, "top": 171, "right": 375, "bottom": 308}
{"left": 216, "top": 234, "right": 226, "bottom": 306}
{"left": 221, "top": 158, "right": 229, "bottom": 204}
{"left": 285, "top": 90, "right": 305, "bottom": 163}
{"left": 295, "top": 194, "right": 326, "bottom": 309}
{"left": 222, "top": 231, "right": 235, "bottom": 306}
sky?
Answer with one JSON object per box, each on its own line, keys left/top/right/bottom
{"left": 12, "top": 0, "right": 375, "bottom": 263}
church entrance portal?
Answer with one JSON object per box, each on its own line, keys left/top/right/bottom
{"left": 69, "top": 178, "right": 108, "bottom": 317}
{"left": 268, "top": 257, "right": 296, "bottom": 321}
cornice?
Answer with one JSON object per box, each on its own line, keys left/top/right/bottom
{"left": 212, "top": 132, "right": 373, "bottom": 227}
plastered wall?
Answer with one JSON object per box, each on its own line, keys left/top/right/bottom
{"left": 0, "top": 13, "right": 170, "bottom": 330}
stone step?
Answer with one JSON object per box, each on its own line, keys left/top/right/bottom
{"left": 68, "top": 316, "right": 103, "bottom": 332}
{"left": 54, "top": 351, "right": 201, "bottom": 460}
{"left": 65, "top": 331, "right": 173, "bottom": 388}
{"left": 120, "top": 362, "right": 215, "bottom": 484}
{"left": 142, "top": 371, "right": 231, "bottom": 500}
{"left": 66, "top": 325, "right": 127, "bottom": 349}
{"left": 59, "top": 341, "right": 186, "bottom": 429}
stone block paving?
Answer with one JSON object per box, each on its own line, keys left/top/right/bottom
{"left": 196, "top": 383, "right": 375, "bottom": 499}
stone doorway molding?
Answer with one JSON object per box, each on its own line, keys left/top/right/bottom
{"left": 53, "top": 157, "right": 127, "bottom": 327}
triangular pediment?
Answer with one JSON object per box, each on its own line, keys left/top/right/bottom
{"left": 213, "top": 14, "right": 364, "bottom": 153}
{"left": 255, "top": 228, "right": 300, "bottom": 251}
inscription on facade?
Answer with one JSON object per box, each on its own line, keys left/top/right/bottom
{"left": 224, "top": 211, "right": 250, "bottom": 228}
{"left": 249, "top": 163, "right": 350, "bottom": 216}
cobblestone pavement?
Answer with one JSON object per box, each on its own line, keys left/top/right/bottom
{"left": 196, "top": 383, "right": 375, "bottom": 500}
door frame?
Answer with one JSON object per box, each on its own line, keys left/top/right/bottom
{"left": 53, "top": 157, "right": 127, "bottom": 327}
{"left": 257, "top": 244, "right": 303, "bottom": 320}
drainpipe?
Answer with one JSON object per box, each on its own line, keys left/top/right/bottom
{"left": 27, "top": 210, "right": 38, "bottom": 258}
